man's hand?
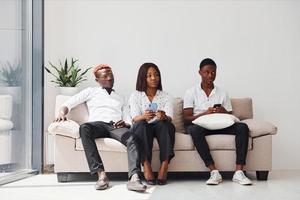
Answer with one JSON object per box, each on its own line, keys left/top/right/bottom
{"left": 215, "top": 106, "right": 228, "bottom": 113}
{"left": 143, "top": 110, "right": 156, "bottom": 121}
{"left": 205, "top": 106, "right": 228, "bottom": 115}
{"left": 156, "top": 110, "right": 167, "bottom": 121}
{"left": 54, "top": 113, "right": 67, "bottom": 122}
{"left": 54, "top": 106, "right": 69, "bottom": 122}
{"left": 114, "top": 120, "right": 126, "bottom": 128}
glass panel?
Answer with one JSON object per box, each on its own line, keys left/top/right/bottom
{"left": 0, "top": 0, "right": 32, "bottom": 179}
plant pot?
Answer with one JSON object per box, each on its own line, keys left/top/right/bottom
{"left": 0, "top": 86, "right": 21, "bottom": 104}
{"left": 59, "top": 87, "right": 78, "bottom": 96}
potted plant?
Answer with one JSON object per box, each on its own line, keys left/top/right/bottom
{"left": 0, "top": 61, "right": 22, "bottom": 104}
{"left": 45, "top": 58, "right": 91, "bottom": 95}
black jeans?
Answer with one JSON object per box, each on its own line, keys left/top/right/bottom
{"left": 79, "top": 121, "right": 141, "bottom": 179}
{"left": 131, "top": 120, "right": 175, "bottom": 164}
{"left": 186, "top": 122, "right": 249, "bottom": 167}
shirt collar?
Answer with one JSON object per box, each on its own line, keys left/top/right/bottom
{"left": 198, "top": 84, "right": 217, "bottom": 98}
{"left": 99, "top": 87, "right": 115, "bottom": 95}
{"left": 142, "top": 89, "right": 161, "bottom": 101}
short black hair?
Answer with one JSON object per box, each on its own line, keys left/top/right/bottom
{"left": 199, "top": 58, "right": 217, "bottom": 69}
{"left": 136, "top": 62, "right": 163, "bottom": 92}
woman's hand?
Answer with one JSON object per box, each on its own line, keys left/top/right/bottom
{"left": 114, "top": 120, "right": 126, "bottom": 128}
{"left": 143, "top": 110, "right": 156, "bottom": 121}
{"left": 156, "top": 110, "right": 167, "bottom": 121}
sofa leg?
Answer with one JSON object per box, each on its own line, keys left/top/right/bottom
{"left": 256, "top": 171, "right": 269, "bottom": 180}
{"left": 57, "top": 173, "right": 69, "bottom": 182}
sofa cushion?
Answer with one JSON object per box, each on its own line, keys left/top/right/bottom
{"left": 0, "top": 119, "right": 13, "bottom": 131}
{"left": 231, "top": 98, "right": 253, "bottom": 120}
{"left": 172, "top": 98, "right": 185, "bottom": 133}
{"left": 153, "top": 132, "right": 195, "bottom": 151}
{"left": 75, "top": 132, "right": 195, "bottom": 152}
{"left": 75, "top": 132, "right": 252, "bottom": 152}
{"left": 206, "top": 135, "right": 252, "bottom": 150}
{"left": 241, "top": 119, "right": 277, "bottom": 137}
{"left": 192, "top": 113, "right": 240, "bottom": 130}
{"left": 76, "top": 137, "right": 126, "bottom": 152}
{"left": 48, "top": 120, "right": 80, "bottom": 138}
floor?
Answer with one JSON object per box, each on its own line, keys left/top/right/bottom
{"left": 0, "top": 170, "right": 300, "bottom": 200}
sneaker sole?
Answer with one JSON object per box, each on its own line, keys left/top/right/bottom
{"left": 232, "top": 179, "right": 252, "bottom": 185}
{"left": 95, "top": 183, "right": 109, "bottom": 190}
{"left": 206, "top": 179, "right": 223, "bottom": 185}
{"left": 127, "top": 186, "right": 147, "bottom": 192}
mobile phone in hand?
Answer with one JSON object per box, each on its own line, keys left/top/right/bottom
{"left": 149, "top": 102, "right": 158, "bottom": 112}
{"left": 213, "top": 104, "right": 221, "bottom": 108}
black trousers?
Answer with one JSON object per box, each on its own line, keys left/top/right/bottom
{"left": 186, "top": 122, "right": 249, "bottom": 167}
{"left": 79, "top": 121, "right": 141, "bottom": 179}
{"left": 131, "top": 120, "right": 175, "bottom": 164}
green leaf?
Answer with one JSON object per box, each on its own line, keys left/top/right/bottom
{"left": 42, "top": 58, "right": 91, "bottom": 87}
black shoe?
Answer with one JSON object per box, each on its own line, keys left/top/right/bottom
{"left": 145, "top": 179, "right": 156, "bottom": 185}
{"left": 157, "top": 179, "right": 167, "bottom": 185}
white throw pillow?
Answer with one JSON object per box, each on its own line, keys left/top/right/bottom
{"left": 48, "top": 120, "right": 80, "bottom": 138}
{"left": 192, "top": 113, "right": 240, "bottom": 130}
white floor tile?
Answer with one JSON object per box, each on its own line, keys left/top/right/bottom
{"left": 0, "top": 170, "right": 300, "bottom": 200}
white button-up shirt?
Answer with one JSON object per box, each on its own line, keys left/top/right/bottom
{"left": 62, "top": 87, "right": 130, "bottom": 124}
{"left": 128, "top": 90, "right": 174, "bottom": 120}
{"left": 184, "top": 84, "right": 232, "bottom": 116}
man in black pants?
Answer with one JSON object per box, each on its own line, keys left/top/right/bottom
{"left": 183, "top": 58, "right": 252, "bottom": 185}
{"left": 55, "top": 64, "right": 146, "bottom": 191}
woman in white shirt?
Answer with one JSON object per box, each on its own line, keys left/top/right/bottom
{"left": 129, "top": 63, "right": 175, "bottom": 185}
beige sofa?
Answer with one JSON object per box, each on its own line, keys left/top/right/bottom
{"left": 49, "top": 95, "right": 277, "bottom": 182}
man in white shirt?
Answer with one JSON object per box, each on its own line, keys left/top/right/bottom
{"left": 55, "top": 64, "right": 146, "bottom": 192}
{"left": 183, "top": 58, "right": 252, "bottom": 186}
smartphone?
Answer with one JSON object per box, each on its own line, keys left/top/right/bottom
{"left": 149, "top": 102, "right": 158, "bottom": 112}
{"left": 213, "top": 104, "right": 221, "bottom": 108}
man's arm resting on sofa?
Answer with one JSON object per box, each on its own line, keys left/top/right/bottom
{"left": 48, "top": 119, "right": 80, "bottom": 139}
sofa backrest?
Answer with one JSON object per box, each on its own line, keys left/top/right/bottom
{"left": 55, "top": 95, "right": 253, "bottom": 131}
{"left": 231, "top": 98, "right": 253, "bottom": 120}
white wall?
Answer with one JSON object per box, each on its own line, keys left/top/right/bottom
{"left": 0, "top": 0, "right": 22, "bottom": 67}
{"left": 44, "top": 0, "right": 300, "bottom": 169}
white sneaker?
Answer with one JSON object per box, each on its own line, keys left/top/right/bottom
{"left": 232, "top": 170, "right": 252, "bottom": 185}
{"left": 206, "top": 170, "right": 222, "bottom": 185}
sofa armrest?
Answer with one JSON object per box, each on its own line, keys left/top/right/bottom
{"left": 241, "top": 119, "right": 277, "bottom": 138}
{"left": 48, "top": 120, "right": 80, "bottom": 139}
{"left": 0, "top": 119, "right": 13, "bottom": 131}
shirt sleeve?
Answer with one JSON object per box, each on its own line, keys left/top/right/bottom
{"left": 183, "top": 88, "right": 194, "bottom": 109}
{"left": 62, "top": 87, "right": 92, "bottom": 111}
{"left": 222, "top": 92, "right": 233, "bottom": 112}
{"left": 164, "top": 94, "right": 174, "bottom": 120}
{"left": 121, "top": 96, "right": 132, "bottom": 125}
{"left": 128, "top": 92, "right": 142, "bottom": 118}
